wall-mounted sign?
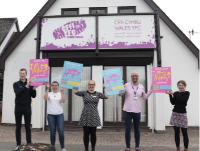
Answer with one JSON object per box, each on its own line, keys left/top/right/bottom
{"left": 103, "top": 68, "right": 125, "bottom": 95}
{"left": 30, "top": 59, "right": 49, "bottom": 86}
{"left": 40, "top": 17, "right": 96, "bottom": 50}
{"left": 60, "top": 61, "right": 83, "bottom": 90}
{"left": 152, "top": 67, "right": 172, "bottom": 93}
{"left": 99, "top": 15, "right": 156, "bottom": 49}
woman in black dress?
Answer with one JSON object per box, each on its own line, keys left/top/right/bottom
{"left": 74, "top": 80, "right": 109, "bottom": 151}
{"left": 166, "top": 80, "right": 190, "bottom": 151}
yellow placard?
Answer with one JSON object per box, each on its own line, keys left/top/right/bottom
{"left": 112, "top": 85, "right": 124, "bottom": 90}
{"left": 68, "top": 81, "right": 80, "bottom": 86}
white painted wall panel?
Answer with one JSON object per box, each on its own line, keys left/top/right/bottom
{"left": 92, "top": 66, "right": 103, "bottom": 129}
{"left": 160, "top": 19, "right": 199, "bottom": 126}
{"left": 2, "top": 25, "right": 38, "bottom": 125}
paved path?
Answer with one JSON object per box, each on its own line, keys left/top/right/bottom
{"left": 0, "top": 142, "right": 199, "bottom": 151}
{"left": 0, "top": 125, "right": 198, "bottom": 150}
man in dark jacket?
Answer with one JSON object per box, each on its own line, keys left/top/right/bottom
{"left": 13, "top": 68, "right": 38, "bottom": 151}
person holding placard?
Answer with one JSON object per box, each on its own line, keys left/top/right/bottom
{"left": 166, "top": 80, "right": 190, "bottom": 151}
{"left": 119, "top": 71, "right": 152, "bottom": 151}
{"left": 44, "top": 81, "right": 67, "bottom": 151}
{"left": 13, "top": 68, "right": 39, "bottom": 151}
{"left": 74, "top": 80, "right": 109, "bottom": 151}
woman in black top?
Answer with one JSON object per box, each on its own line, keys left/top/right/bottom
{"left": 74, "top": 80, "right": 109, "bottom": 151}
{"left": 166, "top": 80, "right": 190, "bottom": 151}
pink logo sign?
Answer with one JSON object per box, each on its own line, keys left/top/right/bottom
{"left": 63, "top": 67, "right": 81, "bottom": 78}
{"left": 53, "top": 19, "right": 86, "bottom": 40}
{"left": 104, "top": 74, "right": 120, "bottom": 85}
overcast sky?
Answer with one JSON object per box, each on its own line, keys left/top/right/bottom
{"left": 0, "top": 0, "right": 200, "bottom": 50}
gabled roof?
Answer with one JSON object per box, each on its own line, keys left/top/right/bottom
{"left": 0, "top": 18, "right": 19, "bottom": 45}
{"left": 144, "top": 0, "right": 199, "bottom": 58}
{"left": 0, "top": 0, "right": 56, "bottom": 71}
{"left": 0, "top": 0, "right": 199, "bottom": 71}
{"left": 0, "top": 32, "right": 21, "bottom": 56}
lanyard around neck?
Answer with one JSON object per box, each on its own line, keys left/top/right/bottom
{"left": 131, "top": 83, "right": 139, "bottom": 96}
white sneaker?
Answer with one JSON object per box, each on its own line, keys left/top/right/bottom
{"left": 14, "top": 145, "right": 19, "bottom": 151}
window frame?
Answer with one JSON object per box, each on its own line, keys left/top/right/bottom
{"left": 118, "top": 6, "right": 136, "bottom": 14}
{"left": 61, "top": 8, "right": 79, "bottom": 15}
{"left": 89, "top": 7, "right": 108, "bottom": 14}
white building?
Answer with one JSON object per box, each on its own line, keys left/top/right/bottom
{"left": 0, "top": 18, "right": 20, "bottom": 112}
{"left": 0, "top": 0, "right": 199, "bottom": 132}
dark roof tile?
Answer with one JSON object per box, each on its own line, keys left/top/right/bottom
{"left": 0, "top": 18, "right": 17, "bottom": 45}
{"left": 0, "top": 32, "right": 21, "bottom": 56}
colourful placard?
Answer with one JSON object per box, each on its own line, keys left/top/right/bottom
{"left": 152, "top": 67, "right": 172, "bottom": 93}
{"left": 30, "top": 59, "right": 49, "bottom": 86}
{"left": 103, "top": 68, "right": 125, "bottom": 95}
{"left": 60, "top": 61, "right": 83, "bottom": 90}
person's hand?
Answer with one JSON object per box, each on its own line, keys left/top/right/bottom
{"left": 26, "top": 79, "right": 31, "bottom": 87}
{"left": 46, "top": 83, "right": 50, "bottom": 89}
{"left": 169, "top": 90, "right": 174, "bottom": 94}
{"left": 150, "top": 84, "right": 153, "bottom": 90}
{"left": 61, "top": 87, "right": 64, "bottom": 93}
{"left": 33, "top": 86, "right": 39, "bottom": 90}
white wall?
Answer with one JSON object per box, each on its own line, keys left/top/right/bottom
{"left": 0, "top": 23, "right": 18, "bottom": 55}
{"left": 92, "top": 66, "right": 103, "bottom": 129}
{"left": 159, "top": 19, "right": 199, "bottom": 126}
{"left": 2, "top": 25, "right": 37, "bottom": 125}
{"left": 2, "top": 0, "right": 199, "bottom": 129}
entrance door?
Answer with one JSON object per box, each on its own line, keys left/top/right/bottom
{"left": 103, "top": 66, "right": 147, "bottom": 126}
{"left": 50, "top": 66, "right": 91, "bottom": 124}
{"left": 51, "top": 67, "right": 69, "bottom": 121}
{"left": 104, "top": 66, "right": 123, "bottom": 122}
{"left": 126, "top": 66, "right": 146, "bottom": 122}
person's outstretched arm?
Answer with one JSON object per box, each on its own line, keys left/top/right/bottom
{"left": 60, "top": 87, "right": 66, "bottom": 103}
{"left": 141, "top": 84, "right": 152, "bottom": 100}
{"left": 103, "top": 84, "right": 109, "bottom": 98}
{"left": 44, "top": 83, "right": 50, "bottom": 101}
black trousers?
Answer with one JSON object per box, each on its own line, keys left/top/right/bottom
{"left": 14, "top": 105, "right": 32, "bottom": 146}
{"left": 173, "top": 126, "right": 189, "bottom": 149}
{"left": 83, "top": 126, "right": 97, "bottom": 150}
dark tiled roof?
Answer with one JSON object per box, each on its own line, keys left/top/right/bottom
{"left": 0, "top": 18, "right": 17, "bottom": 45}
{"left": 0, "top": 32, "right": 21, "bottom": 56}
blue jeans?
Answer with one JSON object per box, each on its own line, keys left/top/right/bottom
{"left": 47, "top": 114, "right": 65, "bottom": 149}
{"left": 124, "top": 111, "right": 141, "bottom": 149}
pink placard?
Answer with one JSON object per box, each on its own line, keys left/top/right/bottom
{"left": 30, "top": 59, "right": 49, "bottom": 86}
{"left": 152, "top": 67, "right": 171, "bottom": 93}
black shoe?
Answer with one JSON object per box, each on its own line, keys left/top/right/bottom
{"left": 85, "top": 149, "right": 88, "bottom": 151}
{"left": 92, "top": 149, "right": 95, "bottom": 151}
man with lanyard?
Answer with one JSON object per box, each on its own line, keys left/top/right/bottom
{"left": 13, "top": 68, "right": 39, "bottom": 151}
{"left": 119, "top": 71, "right": 152, "bottom": 151}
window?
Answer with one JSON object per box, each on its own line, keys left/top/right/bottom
{"left": 51, "top": 67, "right": 91, "bottom": 122}
{"left": 118, "top": 6, "right": 136, "bottom": 14}
{"left": 89, "top": 7, "right": 107, "bottom": 14}
{"left": 61, "top": 8, "right": 79, "bottom": 15}
{"left": 103, "top": 66, "right": 146, "bottom": 123}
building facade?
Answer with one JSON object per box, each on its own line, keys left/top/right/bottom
{"left": 0, "top": 0, "right": 199, "bottom": 131}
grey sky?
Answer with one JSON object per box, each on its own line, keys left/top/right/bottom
{"left": 1, "top": 0, "right": 200, "bottom": 49}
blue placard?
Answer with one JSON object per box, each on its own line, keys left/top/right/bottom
{"left": 103, "top": 68, "right": 125, "bottom": 95}
{"left": 60, "top": 61, "right": 83, "bottom": 90}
